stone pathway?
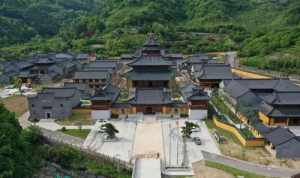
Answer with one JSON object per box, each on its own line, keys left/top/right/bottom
{"left": 133, "top": 116, "right": 163, "bottom": 157}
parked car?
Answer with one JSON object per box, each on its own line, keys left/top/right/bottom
{"left": 97, "top": 119, "right": 107, "bottom": 123}
{"left": 4, "top": 85, "right": 15, "bottom": 89}
{"left": 192, "top": 137, "right": 202, "bottom": 145}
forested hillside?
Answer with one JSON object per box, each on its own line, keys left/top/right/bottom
{"left": 1, "top": 0, "right": 300, "bottom": 74}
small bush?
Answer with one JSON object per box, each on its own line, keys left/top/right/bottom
{"left": 111, "top": 113, "right": 119, "bottom": 119}
{"left": 180, "top": 113, "right": 189, "bottom": 118}
{"left": 61, "top": 127, "right": 67, "bottom": 132}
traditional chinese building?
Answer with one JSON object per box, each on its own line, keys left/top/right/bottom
{"left": 194, "top": 64, "right": 233, "bottom": 89}
{"left": 73, "top": 71, "right": 111, "bottom": 89}
{"left": 125, "top": 34, "right": 176, "bottom": 114}
{"left": 222, "top": 78, "right": 300, "bottom": 126}
{"left": 180, "top": 84, "right": 210, "bottom": 120}
{"left": 90, "top": 84, "right": 120, "bottom": 119}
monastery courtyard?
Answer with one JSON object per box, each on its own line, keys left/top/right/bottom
{"left": 83, "top": 115, "right": 220, "bottom": 165}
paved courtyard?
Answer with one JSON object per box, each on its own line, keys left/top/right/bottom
{"left": 83, "top": 119, "right": 137, "bottom": 162}
{"left": 161, "top": 119, "right": 220, "bottom": 167}
{"left": 82, "top": 116, "right": 220, "bottom": 166}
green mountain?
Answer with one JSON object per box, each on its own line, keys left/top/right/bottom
{"left": 1, "top": 0, "right": 300, "bottom": 73}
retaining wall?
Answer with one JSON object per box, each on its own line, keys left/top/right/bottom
{"left": 213, "top": 116, "right": 265, "bottom": 147}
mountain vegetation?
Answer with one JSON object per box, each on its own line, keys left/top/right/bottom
{"left": 1, "top": 0, "right": 300, "bottom": 73}
{"left": 0, "top": 104, "right": 43, "bottom": 178}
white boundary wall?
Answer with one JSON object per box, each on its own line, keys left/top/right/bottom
{"left": 189, "top": 109, "right": 207, "bottom": 120}
{"left": 91, "top": 110, "right": 111, "bottom": 120}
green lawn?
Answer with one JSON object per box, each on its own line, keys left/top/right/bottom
{"left": 205, "top": 161, "right": 273, "bottom": 178}
{"left": 56, "top": 109, "right": 94, "bottom": 125}
{"left": 61, "top": 129, "right": 91, "bottom": 139}
{"left": 211, "top": 95, "right": 241, "bottom": 124}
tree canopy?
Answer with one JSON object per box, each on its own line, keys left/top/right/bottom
{"left": 0, "top": 104, "right": 43, "bottom": 178}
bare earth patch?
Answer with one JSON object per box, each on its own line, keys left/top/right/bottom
{"left": 193, "top": 161, "right": 234, "bottom": 178}
{"left": 1, "top": 95, "right": 28, "bottom": 117}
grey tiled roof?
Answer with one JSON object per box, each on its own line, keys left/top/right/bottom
{"left": 126, "top": 70, "right": 173, "bottom": 81}
{"left": 91, "top": 84, "right": 120, "bottom": 102}
{"left": 186, "top": 53, "right": 210, "bottom": 64}
{"left": 130, "top": 88, "right": 172, "bottom": 105}
{"left": 86, "top": 60, "right": 118, "bottom": 69}
{"left": 18, "top": 71, "right": 36, "bottom": 78}
{"left": 54, "top": 53, "right": 74, "bottom": 60}
{"left": 223, "top": 79, "right": 300, "bottom": 117}
{"left": 264, "top": 127, "right": 295, "bottom": 146}
{"left": 197, "top": 64, "right": 233, "bottom": 80}
{"left": 252, "top": 122, "right": 271, "bottom": 135}
{"left": 76, "top": 53, "right": 89, "bottom": 60}
{"left": 63, "top": 82, "right": 93, "bottom": 99}
{"left": 129, "top": 56, "right": 173, "bottom": 66}
{"left": 270, "top": 106, "right": 300, "bottom": 118}
{"left": 276, "top": 138, "right": 300, "bottom": 159}
{"left": 180, "top": 84, "right": 209, "bottom": 102}
{"left": 15, "top": 61, "right": 33, "bottom": 70}
{"left": 42, "top": 87, "right": 78, "bottom": 98}
{"left": 223, "top": 79, "right": 300, "bottom": 92}
{"left": 64, "top": 83, "right": 91, "bottom": 91}
{"left": 74, "top": 71, "right": 109, "bottom": 80}
{"left": 224, "top": 80, "right": 250, "bottom": 98}
{"left": 273, "top": 92, "right": 300, "bottom": 105}
{"left": 34, "top": 58, "right": 55, "bottom": 64}
{"left": 49, "top": 65, "right": 64, "bottom": 75}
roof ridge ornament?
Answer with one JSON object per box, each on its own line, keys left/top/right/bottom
{"left": 144, "top": 33, "right": 159, "bottom": 46}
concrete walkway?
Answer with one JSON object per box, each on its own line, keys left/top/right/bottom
{"left": 133, "top": 158, "right": 161, "bottom": 178}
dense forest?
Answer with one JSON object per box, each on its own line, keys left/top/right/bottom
{"left": 1, "top": 0, "right": 300, "bottom": 73}
{"left": 0, "top": 104, "right": 43, "bottom": 177}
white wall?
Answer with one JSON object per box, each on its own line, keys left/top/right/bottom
{"left": 91, "top": 110, "right": 111, "bottom": 120}
{"left": 189, "top": 109, "right": 207, "bottom": 120}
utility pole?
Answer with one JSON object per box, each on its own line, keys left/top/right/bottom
{"left": 176, "top": 118, "right": 180, "bottom": 166}
{"left": 168, "top": 123, "right": 171, "bottom": 167}
{"left": 182, "top": 136, "right": 188, "bottom": 167}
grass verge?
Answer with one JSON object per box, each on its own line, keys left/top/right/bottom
{"left": 61, "top": 129, "right": 91, "bottom": 139}
{"left": 205, "top": 161, "right": 272, "bottom": 178}
{"left": 56, "top": 109, "right": 94, "bottom": 125}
